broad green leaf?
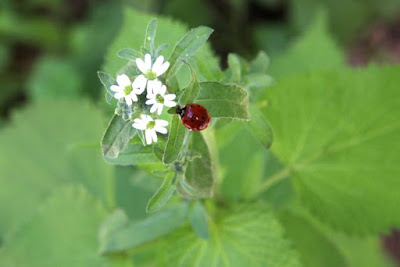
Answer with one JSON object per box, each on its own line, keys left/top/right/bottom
{"left": 0, "top": 101, "right": 113, "bottom": 236}
{"left": 188, "top": 201, "right": 209, "bottom": 239}
{"left": 163, "top": 116, "right": 187, "bottom": 164}
{"left": 146, "top": 172, "right": 178, "bottom": 213}
{"left": 178, "top": 62, "right": 200, "bottom": 105}
{"left": 246, "top": 106, "right": 273, "bottom": 149}
{"left": 261, "top": 66, "right": 400, "bottom": 233}
{"left": 28, "top": 56, "right": 82, "bottom": 101}
{"left": 98, "top": 71, "right": 116, "bottom": 101}
{"left": 185, "top": 132, "right": 214, "bottom": 198}
{"left": 227, "top": 53, "right": 242, "bottom": 83}
{"left": 197, "top": 82, "right": 250, "bottom": 120}
{"left": 149, "top": 203, "right": 301, "bottom": 266}
{"left": 143, "top": 18, "right": 157, "bottom": 54}
{"left": 103, "top": 8, "right": 221, "bottom": 82}
{"left": 278, "top": 209, "right": 347, "bottom": 267}
{"left": 101, "top": 115, "right": 136, "bottom": 158}
{"left": 0, "top": 186, "right": 132, "bottom": 266}
{"left": 100, "top": 203, "right": 187, "bottom": 253}
{"left": 104, "top": 143, "right": 159, "bottom": 165}
{"left": 117, "top": 48, "right": 142, "bottom": 61}
{"left": 166, "top": 26, "right": 214, "bottom": 78}
{"left": 271, "top": 11, "right": 344, "bottom": 77}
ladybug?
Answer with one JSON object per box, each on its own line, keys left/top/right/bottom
{"left": 177, "top": 104, "right": 211, "bottom": 131}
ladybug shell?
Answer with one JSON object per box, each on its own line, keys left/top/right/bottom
{"left": 178, "top": 104, "right": 211, "bottom": 131}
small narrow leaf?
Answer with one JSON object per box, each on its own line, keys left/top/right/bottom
{"left": 246, "top": 106, "right": 273, "bottom": 149}
{"left": 144, "top": 18, "right": 157, "bottom": 54}
{"left": 101, "top": 115, "right": 136, "bottom": 158}
{"left": 155, "top": 43, "right": 169, "bottom": 56}
{"left": 227, "top": 53, "right": 241, "bottom": 83}
{"left": 104, "top": 143, "right": 159, "bottom": 166}
{"left": 179, "top": 176, "right": 199, "bottom": 196}
{"left": 188, "top": 201, "right": 209, "bottom": 239}
{"left": 97, "top": 71, "right": 116, "bottom": 99}
{"left": 146, "top": 172, "right": 177, "bottom": 213}
{"left": 163, "top": 116, "right": 187, "bottom": 164}
{"left": 99, "top": 203, "right": 187, "bottom": 253}
{"left": 197, "top": 82, "right": 250, "bottom": 120}
{"left": 178, "top": 62, "right": 200, "bottom": 105}
{"left": 117, "top": 48, "right": 141, "bottom": 61}
{"left": 185, "top": 132, "right": 214, "bottom": 198}
{"left": 166, "top": 26, "right": 214, "bottom": 78}
{"left": 249, "top": 51, "right": 270, "bottom": 73}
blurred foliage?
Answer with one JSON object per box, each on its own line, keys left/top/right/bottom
{"left": 1, "top": 0, "right": 400, "bottom": 266}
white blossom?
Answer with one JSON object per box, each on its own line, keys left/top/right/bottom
{"left": 135, "top": 54, "right": 170, "bottom": 96}
{"left": 110, "top": 74, "right": 141, "bottom": 106}
{"left": 145, "top": 80, "right": 176, "bottom": 115}
{"left": 132, "top": 114, "right": 168, "bottom": 145}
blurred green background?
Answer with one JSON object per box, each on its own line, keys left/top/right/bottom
{"left": 1, "top": 0, "right": 400, "bottom": 266}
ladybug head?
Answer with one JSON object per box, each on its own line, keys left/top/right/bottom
{"left": 176, "top": 105, "right": 186, "bottom": 118}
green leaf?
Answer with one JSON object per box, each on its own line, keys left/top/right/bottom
{"left": 163, "top": 116, "right": 187, "bottom": 164}
{"left": 149, "top": 203, "right": 301, "bottom": 266}
{"left": 185, "top": 132, "right": 214, "bottom": 198}
{"left": 0, "top": 186, "right": 132, "bottom": 266}
{"left": 197, "top": 82, "right": 250, "bottom": 120}
{"left": 144, "top": 18, "right": 157, "bottom": 54}
{"left": 246, "top": 106, "right": 273, "bottom": 149}
{"left": 117, "top": 48, "right": 142, "bottom": 61}
{"left": 103, "top": 8, "right": 221, "bottom": 82}
{"left": 146, "top": 172, "right": 178, "bottom": 213}
{"left": 0, "top": 101, "right": 113, "bottom": 236}
{"left": 271, "top": 11, "right": 344, "bottom": 77}
{"left": 278, "top": 209, "right": 347, "bottom": 267}
{"left": 100, "top": 203, "right": 187, "bottom": 253}
{"left": 261, "top": 66, "right": 400, "bottom": 234}
{"left": 97, "top": 71, "right": 116, "bottom": 101}
{"left": 227, "top": 53, "right": 242, "bottom": 83}
{"left": 178, "top": 62, "right": 201, "bottom": 105}
{"left": 178, "top": 176, "right": 199, "bottom": 197}
{"left": 188, "top": 201, "right": 209, "bottom": 239}
{"left": 166, "top": 26, "right": 214, "bottom": 78}
{"left": 249, "top": 51, "right": 270, "bottom": 74}
{"left": 101, "top": 115, "right": 136, "bottom": 158}
{"left": 104, "top": 143, "right": 159, "bottom": 165}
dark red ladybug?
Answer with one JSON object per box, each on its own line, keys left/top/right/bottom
{"left": 177, "top": 104, "right": 211, "bottom": 131}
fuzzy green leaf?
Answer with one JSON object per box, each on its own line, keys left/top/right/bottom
{"left": 178, "top": 62, "right": 201, "bottom": 105}
{"left": 104, "top": 143, "right": 159, "bottom": 166}
{"left": 185, "top": 132, "right": 214, "bottom": 198}
{"left": 146, "top": 172, "right": 178, "bottom": 213}
{"left": 163, "top": 116, "right": 187, "bottom": 164}
{"left": 166, "top": 26, "right": 214, "bottom": 78}
{"left": 97, "top": 71, "right": 116, "bottom": 99}
{"left": 262, "top": 66, "right": 400, "bottom": 233}
{"left": 0, "top": 101, "right": 113, "bottom": 236}
{"left": 197, "top": 82, "right": 250, "bottom": 120}
{"left": 100, "top": 203, "right": 187, "bottom": 253}
{"left": 188, "top": 201, "right": 209, "bottom": 239}
{"left": 101, "top": 114, "right": 136, "bottom": 158}
{"left": 227, "top": 53, "right": 242, "bottom": 83}
{"left": 249, "top": 51, "right": 270, "bottom": 74}
{"left": 246, "top": 106, "right": 273, "bottom": 149}
{"left": 149, "top": 203, "right": 301, "bottom": 266}
{"left": 0, "top": 186, "right": 132, "bottom": 266}
{"left": 144, "top": 18, "right": 157, "bottom": 53}
{"left": 117, "top": 48, "right": 142, "bottom": 61}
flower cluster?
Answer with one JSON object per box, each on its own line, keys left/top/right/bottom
{"left": 111, "top": 54, "right": 176, "bottom": 145}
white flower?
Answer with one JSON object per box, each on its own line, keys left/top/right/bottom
{"left": 132, "top": 114, "right": 169, "bottom": 145}
{"left": 135, "top": 54, "right": 170, "bottom": 96}
{"left": 110, "top": 74, "right": 141, "bottom": 106}
{"left": 145, "top": 81, "right": 176, "bottom": 115}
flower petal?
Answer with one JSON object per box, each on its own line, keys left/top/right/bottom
{"left": 132, "top": 121, "right": 146, "bottom": 130}
{"left": 145, "top": 99, "right": 156, "bottom": 105}
{"left": 159, "top": 85, "right": 167, "bottom": 96}
{"left": 110, "top": 85, "right": 121, "bottom": 92}
{"left": 129, "top": 93, "right": 138, "bottom": 102}
{"left": 132, "top": 75, "right": 147, "bottom": 94}
{"left": 157, "top": 105, "right": 163, "bottom": 115}
{"left": 145, "top": 130, "right": 153, "bottom": 145}
{"left": 144, "top": 54, "right": 152, "bottom": 71}
{"left": 151, "top": 55, "right": 164, "bottom": 73}
{"left": 164, "top": 94, "right": 176, "bottom": 101}
{"left": 146, "top": 79, "right": 159, "bottom": 97}
{"left": 150, "top": 129, "right": 158, "bottom": 143}
{"left": 164, "top": 100, "right": 177, "bottom": 107}
{"left": 155, "top": 61, "right": 170, "bottom": 76}
{"left": 154, "top": 125, "right": 168, "bottom": 134}
{"left": 136, "top": 58, "right": 149, "bottom": 74}
{"left": 117, "top": 74, "right": 131, "bottom": 87}
{"left": 114, "top": 92, "right": 124, "bottom": 99}
{"left": 155, "top": 119, "right": 169, "bottom": 127}
{"left": 150, "top": 104, "right": 158, "bottom": 114}
{"left": 125, "top": 96, "right": 133, "bottom": 106}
